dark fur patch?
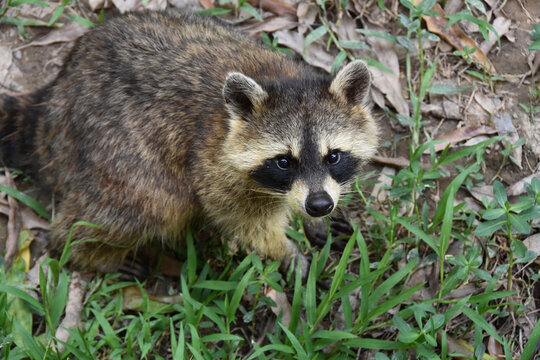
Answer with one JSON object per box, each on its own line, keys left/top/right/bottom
{"left": 251, "top": 155, "right": 298, "bottom": 192}
{"left": 327, "top": 151, "right": 358, "bottom": 184}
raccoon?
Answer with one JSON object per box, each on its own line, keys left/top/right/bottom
{"left": 0, "top": 10, "right": 378, "bottom": 275}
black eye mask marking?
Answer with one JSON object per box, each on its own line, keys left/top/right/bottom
{"left": 326, "top": 150, "right": 358, "bottom": 184}
{"left": 251, "top": 154, "right": 298, "bottom": 192}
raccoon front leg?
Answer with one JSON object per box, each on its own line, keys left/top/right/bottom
{"left": 227, "top": 214, "right": 310, "bottom": 280}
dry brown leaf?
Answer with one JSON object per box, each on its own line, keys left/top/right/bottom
{"left": 408, "top": 264, "right": 437, "bottom": 301}
{"left": 0, "top": 202, "right": 50, "bottom": 231}
{"left": 469, "top": 185, "right": 494, "bottom": 203}
{"left": 370, "top": 166, "right": 396, "bottom": 203}
{"left": 112, "top": 0, "right": 138, "bottom": 12}
{"left": 421, "top": 98, "right": 461, "bottom": 120}
{"left": 443, "top": 0, "right": 463, "bottom": 14}
{"left": 474, "top": 93, "right": 503, "bottom": 115}
{"left": 5, "top": 2, "right": 57, "bottom": 19}
{"left": 123, "top": 285, "right": 183, "bottom": 311}
{"left": 331, "top": 12, "right": 363, "bottom": 57}
{"left": 414, "top": 2, "right": 495, "bottom": 73}
{"left": 427, "top": 125, "right": 497, "bottom": 153}
{"left": 17, "top": 22, "right": 90, "bottom": 50}
{"left": 480, "top": 17, "right": 511, "bottom": 54}
{"left": 445, "top": 283, "right": 485, "bottom": 299}
{"left": 523, "top": 233, "right": 540, "bottom": 259}
{"left": 487, "top": 335, "right": 504, "bottom": 358}
{"left": 507, "top": 172, "right": 540, "bottom": 197}
{"left": 81, "top": 0, "right": 112, "bottom": 11}
{"left": 365, "top": 35, "right": 409, "bottom": 117}
{"left": 274, "top": 29, "right": 334, "bottom": 72}
{"left": 266, "top": 287, "right": 291, "bottom": 327}
{"left": 55, "top": 272, "right": 87, "bottom": 354}
{"left": 247, "top": 0, "right": 296, "bottom": 17}
{"left": 0, "top": 174, "right": 50, "bottom": 231}
{"left": 197, "top": 0, "right": 213, "bottom": 9}
{"left": 239, "top": 15, "right": 297, "bottom": 36}
{"left": 492, "top": 111, "right": 521, "bottom": 168}
{"left": 297, "top": 2, "right": 317, "bottom": 36}
{"left": 112, "top": 0, "right": 166, "bottom": 12}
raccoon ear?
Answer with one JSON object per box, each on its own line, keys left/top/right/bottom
{"left": 329, "top": 60, "right": 371, "bottom": 106}
{"left": 223, "top": 72, "right": 268, "bottom": 117}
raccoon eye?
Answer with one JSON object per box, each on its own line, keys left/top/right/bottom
{"left": 326, "top": 151, "right": 341, "bottom": 165}
{"left": 275, "top": 156, "right": 290, "bottom": 170}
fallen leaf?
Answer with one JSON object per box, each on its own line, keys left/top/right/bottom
{"left": 247, "top": 0, "right": 296, "bottom": 17}
{"left": 414, "top": 2, "right": 495, "bottom": 73}
{"left": 507, "top": 172, "right": 540, "bottom": 197}
{"left": 297, "top": 2, "right": 317, "bottom": 36}
{"left": 0, "top": 46, "right": 13, "bottom": 84}
{"left": 421, "top": 98, "right": 462, "bottom": 120}
{"left": 26, "top": 254, "right": 49, "bottom": 288}
{"left": 16, "top": 22, "right": 90, "bottom": 50}
{"left": 331, "top": 11, "right": 365, "bottom": 58}
{"left": 480, "top": 17, "right": 511, "bottom": 54}
{"left": 197, "top": 0, "right": 213, "bottom": 9}
{"left": 365, "top": 34, "right": 409, "bottom": 117}
{"left": 487, "top": 335, "right": 504, "bottom": 358}
{"left": 492, "top": 111, "right": 521, "bottom": 168}
{"left": 123, "top": 285, "right": 182, "bottom": 311}
{"left": 443, "top": 0, "right": 463, "bottom": 15}
{"left": 112, "top": 0, "right": 166, "bottom": 12}
{"left": 474, "top": 93, "right": 503, "bottom": 115}
{"left": 81, "top": 0, "right": 112, "bottom": 11}
{"left": 5, "top": 2, "right": 57, "bottom": 19}
{"left": 274, "top": 29, "right": 335, "bottom": 72}
{"left": 144, "top": 0, "right": 167, "bottom": 10}
{"left": 266, "top": 286, "right": 291, "bottom": 327}
{"left": 523, "top": 233, "right": 540, "bottom": 257}
{"left": 445, "top": 283, "right": 485, "bottom": 299}
{"left": 370, "top": 166, "right": 396, "bottom": 203}
{"left": 469, "top": 185, "right": 494, "bottom": 204}
{"left": 111, "top": 0, "right": 138, "bottom": 12}
{"left": 239, "top": 15, "right": 297, "bottom": 36}
{"left": 427, "top": 125, "right": 497, "bottom": 153}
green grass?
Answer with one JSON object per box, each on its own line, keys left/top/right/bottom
{"left": 1, "top": 0, "right": 540, "bottom": 358}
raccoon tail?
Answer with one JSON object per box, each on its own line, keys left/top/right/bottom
{"left": 0, "top": 90, "right": 45, "bottom": 171}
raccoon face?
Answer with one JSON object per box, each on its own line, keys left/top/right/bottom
{"left": 222, "top": 61, "right": 378, "bottom": 218}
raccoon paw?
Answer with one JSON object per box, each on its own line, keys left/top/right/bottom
{"left": 303, "top": 215, "right": 353, "bottom": 250}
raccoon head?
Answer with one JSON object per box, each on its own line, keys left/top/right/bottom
{"left": 222, "top": 60, "right": 378, "bottom": 218}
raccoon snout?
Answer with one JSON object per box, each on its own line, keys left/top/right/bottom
{"left": 305, "top": 192, "right": 334, "bottom": 217}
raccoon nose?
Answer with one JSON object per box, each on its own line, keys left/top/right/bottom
{"left": 305, "top": 192, "right": 334, "bottom": 217}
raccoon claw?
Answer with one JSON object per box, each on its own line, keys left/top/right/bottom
{"left": 330, "top": 216, "right": 354, "bottom": 237}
